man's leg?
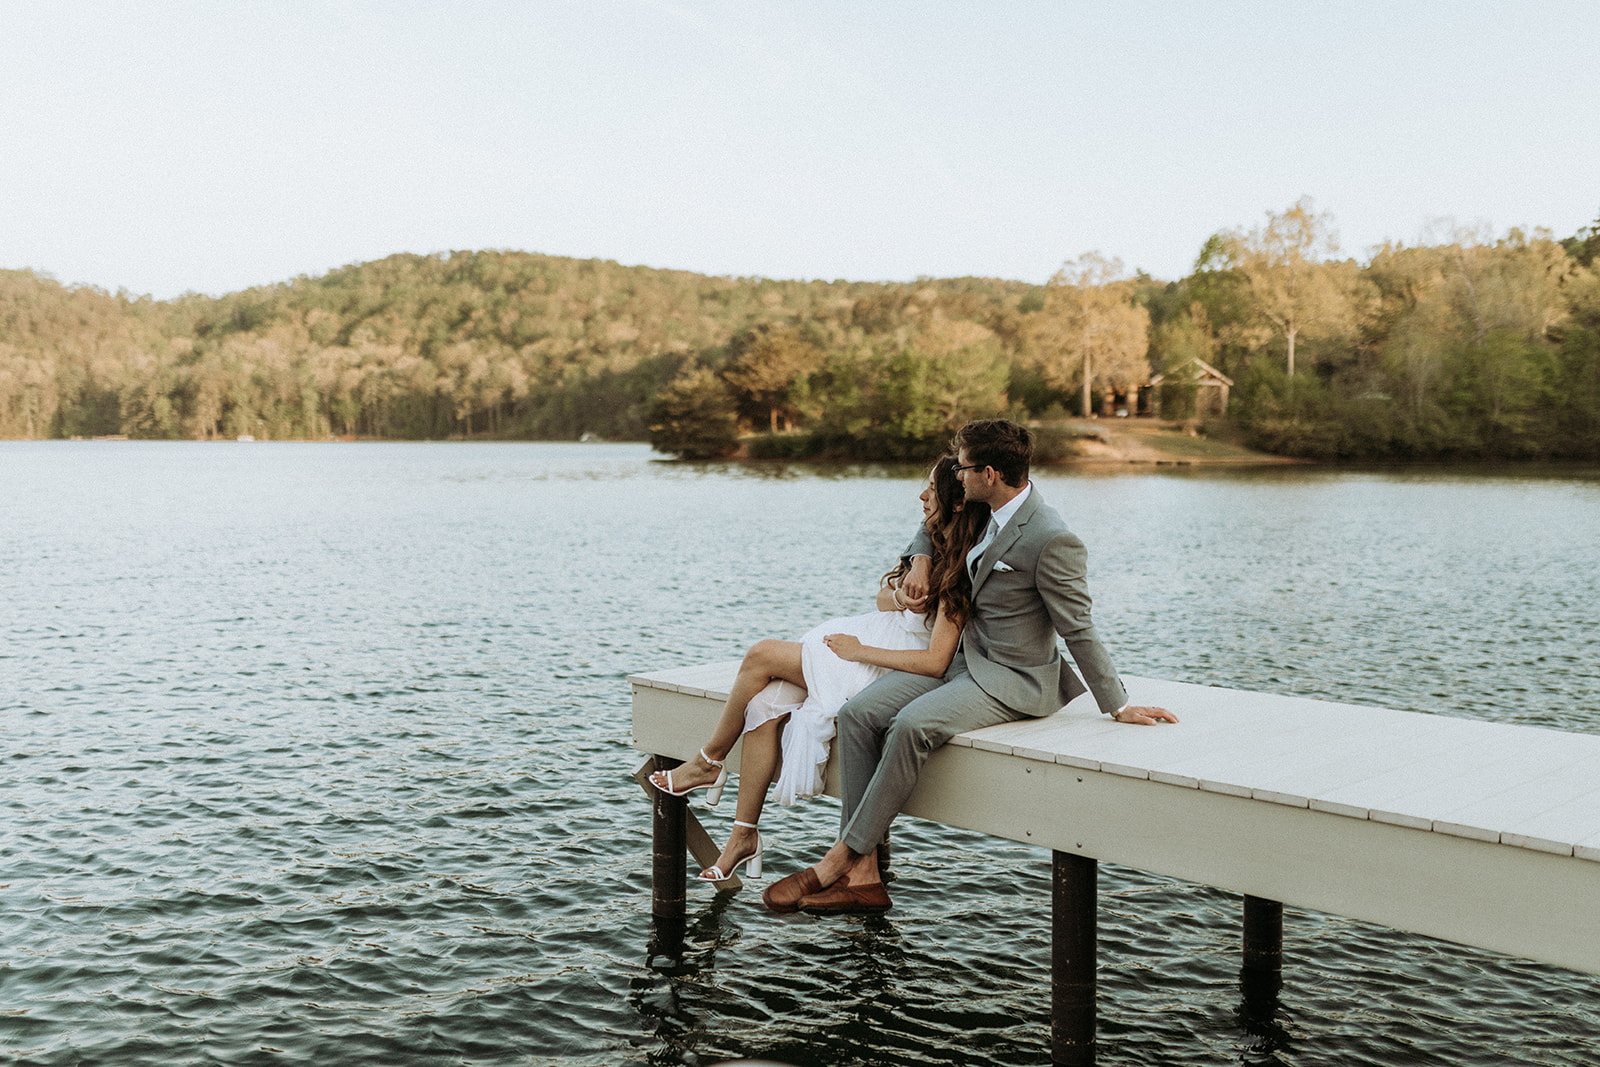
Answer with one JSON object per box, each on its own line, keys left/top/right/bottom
{"left": 835, "top": 669, "right": 946, "bottom": 831}
{"left": 840, "top": 668, "right": 1023, "bottom": 857}
{"left": 761, "top": 669, "right": 943, "bottom": 912}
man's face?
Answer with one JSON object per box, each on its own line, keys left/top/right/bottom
{"left": 955, "top": 449, "right": 993, "bottom": 505}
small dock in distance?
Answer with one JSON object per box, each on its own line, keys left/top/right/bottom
{"left": 632, "top": 663, "right": 1600, "bottom": 1065}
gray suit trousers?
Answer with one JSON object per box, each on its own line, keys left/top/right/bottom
{"left": 836, "top": 659, "right": 1026, "bottom": 855}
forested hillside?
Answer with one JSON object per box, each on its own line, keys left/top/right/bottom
{"left": 0, "top": 253, "right": 1033, "bottom": 449}
{"left": 4, "top": 204, "right": 1598, "bottom": 461}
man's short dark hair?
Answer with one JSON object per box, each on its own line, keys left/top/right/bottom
{"left": 953, "top": 418, "right": 1032, "bottom": 487}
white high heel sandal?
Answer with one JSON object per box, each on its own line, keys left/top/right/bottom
{"left": 652, "top": 748, "right": 729, "bottom": 805}
{"left": 698, "top": 820, "right": 764, "bottom": 883}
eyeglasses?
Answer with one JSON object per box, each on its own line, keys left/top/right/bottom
{"left": 953, "top": 463, "right": 988, "bottom": 476}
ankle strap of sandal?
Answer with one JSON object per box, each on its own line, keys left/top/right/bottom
{"left": 699, "top": 747, "right": 725, "bottom": 768}
{"left": 734, "top": 819, "right": 758, "bottom": 829}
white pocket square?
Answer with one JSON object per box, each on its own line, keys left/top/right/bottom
{"left": 992, "top": 560, "right": 1015, "bottom": 572}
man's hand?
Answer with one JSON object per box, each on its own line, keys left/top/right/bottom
{"left": 1112, "top": 705, "right": 1178, "bottom": 725}
{"left": 900, "top": 554, "right": 932, "bottom": 612}
{"left": 823, "top": 633, "right": 866, "bottom": 662}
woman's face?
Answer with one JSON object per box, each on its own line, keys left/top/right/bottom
{"left": 920, "top": 470, "right": 941, "bottom": 525}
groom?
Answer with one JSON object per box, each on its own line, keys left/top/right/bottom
{"left": 763, "top": 418, "right": 1177, "bottom": 914}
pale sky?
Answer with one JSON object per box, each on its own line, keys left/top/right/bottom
{"left": 3, "top": 0, "right": 1596, "bottom": 300}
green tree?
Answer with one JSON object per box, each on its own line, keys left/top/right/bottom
{"left": 720, "top": 323, "right": 820, "bottom": 431}
{"left": 1554, "top": 266, "right": 1600, "bottom": 453}
{"left": 1561, "top": 211, "right": 1600, "bottom": 267}
{"left": 648, "top": 365, "right": 740, "bottom": 459}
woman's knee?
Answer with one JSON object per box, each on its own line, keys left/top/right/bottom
{"left": 743, "top": 638, "right": 786, "bottom": 670}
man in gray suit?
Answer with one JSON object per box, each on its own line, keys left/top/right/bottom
{"left": 763, "top": 418, "right": 1177, "bottom": 914}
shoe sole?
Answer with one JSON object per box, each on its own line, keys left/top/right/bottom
{"left": 798, "top": 903, "right": 891, "bottom": 915}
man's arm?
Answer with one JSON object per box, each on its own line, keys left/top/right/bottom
{"left": 899, "top": 525, "right": 934, "bottom": 608}
{"left": 1037, "top": 532, "right": 1176, "bottom": 724}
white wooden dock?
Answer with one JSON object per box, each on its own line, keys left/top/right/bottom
{"left": 632, "top": 662, "right": 1600, "bottom": 977}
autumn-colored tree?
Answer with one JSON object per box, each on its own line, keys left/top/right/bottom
{"left": 1025, "top": 253, "right": 1150, "bottom": 416}
{"left": 1220, "top": 198, "right": 1351, "bottom": 377}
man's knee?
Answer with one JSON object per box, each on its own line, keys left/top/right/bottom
{"left": 884, "top": 713, "right": 941, "bottom": 757}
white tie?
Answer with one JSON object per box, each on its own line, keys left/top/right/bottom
{"left": 968, "top": 517, "right": 999, "bottom": 577}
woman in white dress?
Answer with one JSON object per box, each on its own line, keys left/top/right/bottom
{"left": 648, "top": 456, "right": 990, "bottom": 884}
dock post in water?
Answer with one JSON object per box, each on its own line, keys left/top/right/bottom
{"left": 1052, "top": 851, "right": 1097, "bottom": 1067}
{"left": 1241, "top": 894, "right": 1284, "bottom": 1012}
{"left": 1242, "top": 896, "right": 1283, "bottom": 977}
{"left": 650, "top": 755, "right": 687, "bottom": 925}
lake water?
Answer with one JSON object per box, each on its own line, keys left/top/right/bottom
{"left": 2, "top": 441, "right": 1598, "bottom": 1066}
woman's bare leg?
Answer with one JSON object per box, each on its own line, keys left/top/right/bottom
{"left": 700, "top": 714, "right": 785, "bottom": 879}
{"left": 648, "top": 639, "right": 804, "bottom": 793}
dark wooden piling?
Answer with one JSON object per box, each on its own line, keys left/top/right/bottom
{"left": 1052, "top": 851, "right": 1097, "bottom": 1067}
{"left": 650, "top": 755, "right": 687, "bottom": 923}
{"left": 1241, "top": 895, "right": 1284, "bottom": 1011}
{"left": 1242, "top": 895, "right": 1283, "bottom": 976}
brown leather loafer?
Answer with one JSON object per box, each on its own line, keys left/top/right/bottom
{"left": 761, "top": 867, "right": 822, "bottom": 913}
{"left": 797, "top": 880, "right": 891, "bottom": 915}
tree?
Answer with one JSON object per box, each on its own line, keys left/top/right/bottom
{"left": 720, "top": 323, "right": 819, "bottom": 431}
{"left": 1025, "top": 253, "right": 1149, "bottom": 416}
{"left": 1561, "top": 211, "right": 1600, "bottom": 268}
{"left": 1367, "top": 228, "right": 1575, "bottom": 454}
{"left": 879, "top": 327, "right": 1009, "bottom": 448}
{"left": 1222, "top": 198, "right": 1350, "bottom": 377}
{"left": 1148, "top": 302, "right": 1221, "bottom": 418}
{"left": 647, "top": 365, "right": 740, "bottom": 459}
{"left": 1555, "top": 265, "right": 1600, "bottom": 453}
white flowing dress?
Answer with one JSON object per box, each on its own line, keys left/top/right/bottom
{"left": 742, "top": 607, "right": 933, "bottom": 807}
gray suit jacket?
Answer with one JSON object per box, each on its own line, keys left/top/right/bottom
{"left": 906, "top": 486, "right": 1127, "bottom": 718}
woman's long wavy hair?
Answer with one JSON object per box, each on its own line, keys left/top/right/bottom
{"left": 882, "top": 456, "right": 991, "bottom": 630}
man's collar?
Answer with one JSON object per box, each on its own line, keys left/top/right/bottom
{"left": 990, "top": 481, "right": 1031, "bottom": 532}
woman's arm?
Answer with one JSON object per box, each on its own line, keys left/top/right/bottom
{"left": 876, "top": 583, "right": 900, "bottom": 612}
{"left": 823, "top": 607, "right": 960, "bottom": 678}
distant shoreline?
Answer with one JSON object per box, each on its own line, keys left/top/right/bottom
{"left": 21, "top": 432, "right": 1600, "bottom": 474}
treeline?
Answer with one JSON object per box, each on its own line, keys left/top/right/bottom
{"left": 0, "top": 254, "right": 1031, "bottom": 445}
{"left": 3, "top": 204, "right": 1599, "bottom": 461}
{"left": 1172, "top": 204, "right": 1600, "bottom": 460}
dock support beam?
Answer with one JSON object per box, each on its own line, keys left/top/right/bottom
{"left": 1242, "top": 895, "right": 1282, "bottom": 975}
{"left": 1052, "top": 851, "right": 1097, "bottom": 1067}
{"left": 1241, "top": 895, "right": 1283, "bottom": 1011}
{"left": 650, "top": 755, "right": 687, "bottom": 925}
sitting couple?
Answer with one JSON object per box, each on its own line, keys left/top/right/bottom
{"left": 651, "top": 417, "right": 1177, "bottom": 914}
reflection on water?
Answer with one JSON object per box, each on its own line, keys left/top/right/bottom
{"left": 2, "top": 442, "right": 1598, "bottom": 1066}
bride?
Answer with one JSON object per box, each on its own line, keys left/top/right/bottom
{"left": 648, "top": 456, "right": 989, "bottom": 884}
